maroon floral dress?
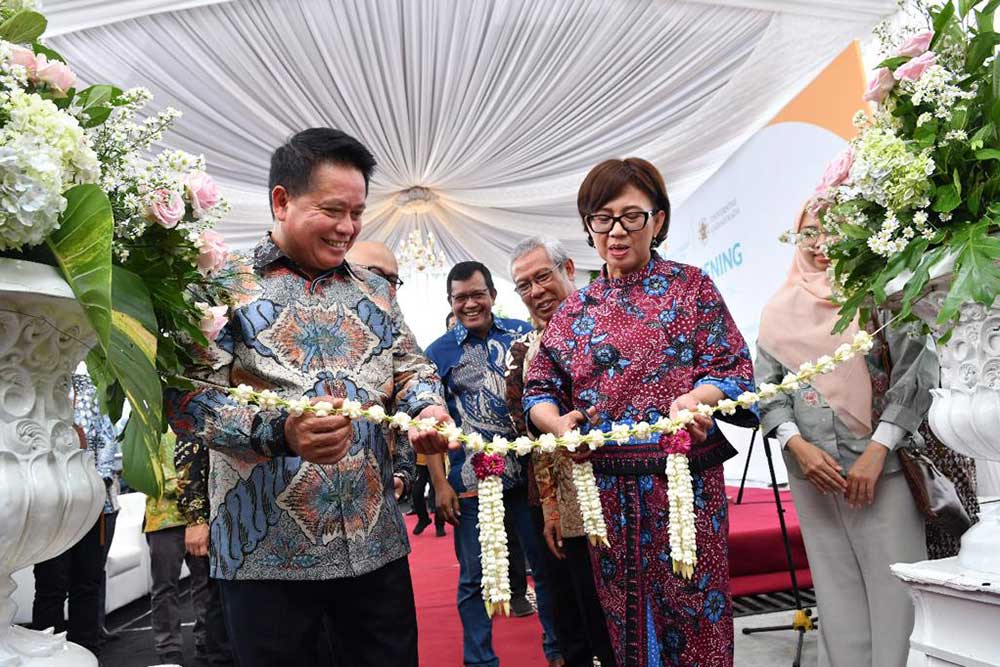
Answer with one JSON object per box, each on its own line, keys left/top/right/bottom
{"left": 523, "top": 254, "right": 756, "bottom": 667}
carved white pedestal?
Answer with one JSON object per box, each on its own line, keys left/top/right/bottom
{"left": 0, "top": 259, "right": 105, "bottom": 666}
{"left": 892, "top": 558, "right": 1000, "bottom": 667}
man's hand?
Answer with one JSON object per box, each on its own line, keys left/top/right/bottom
{"left": 555, "top": 407, "right": 599, "bottom": 462}
{"left": 409, "top": 404, "right": 453, "bottom": 455}
{"left": 788, "top": 436, "right": 847, "bottom": 495}
{"left": 668, "top": 392, "right": 713, "bottom": 444}
{"left": 284, "top": 397, "right": 353, "bottom": 465}
{"left": 393, "top": 475, "right": 404, "bottom": 500}
{"left": 435, "top": 481, "right": 461, "bottom": 526}
{"left": 542, "top": 516, "right": 565, "bottom": 559}
{"left": 185, "top": 523, "right": 210, "bottom": 557}
{"left": 845, "top": 441, "right": 888, "bottom": 508}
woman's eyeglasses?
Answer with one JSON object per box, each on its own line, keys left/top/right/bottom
{"left": 584, "top": 209, "right": 656, "bottom": 234}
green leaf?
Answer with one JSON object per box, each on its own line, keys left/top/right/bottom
{"left": 966, "top": 31, "right": 1000, "bottom": 72}
{"left": 109, "top": 266, "right": 164, "bottom": 497}
{"left": 936, "top": 221, "right": 1000, "bottom": 324}
{"left": 933, "top": 183, "right": 962, "bottom": 212}
{"left": 876, "top": 55, "right": 910, "bottom": 70}
{"left": 979, "top": 6, "right": 995, "bottom": 31}
{"left": 45, "top": 184, "right": 113, "bottom": 351}
{"left": 970, "top": 123, "right": 994, "bottom": 150}
{"left": 915, "top": 119, "right": 939, "bottom": 147}
{"left": 986, "top": 0, "right": 1000, "bottom": 14}
{"left": 79, "top": 106, "right": 112, "bottom": 129}
{"left": 77, "top": 85, "right": 121, "bottom": 110}
{"left": 962, "top": 0, "right": 979, "bottom": 18}
{"left": 834, "top": 286, "right": 871, "bottom": 334}
{"left": 0, "top": 10, "right": 46, "bottom": 43}
{"left": 932, "top": 2, "right": 957, "bottom": 52}
{"left": 899, "top": 245, "right": 949, "bottom": 319}
{"left": 976, "top": 148, "right": 1000, "bottom": 159}
{"left": 839, "top": 223, "right": 872, "bottom": 240}
{"left": 970, "top": 182, "right": 986, "bottom": 215}
{"left": 32, "top": 43, "right": 65, "bottom": 63}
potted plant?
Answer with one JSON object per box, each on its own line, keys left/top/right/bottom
{"left": 0, "top": 0, "right": 231, "bottom": 662}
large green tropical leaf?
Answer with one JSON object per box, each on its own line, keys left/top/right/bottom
{"left": 938, "top": 220, "right": 1000, "bottom": 324}
{"left": 110, "top": 266, "right": 164, "bottom": 497}
{"left": 46, "top": 184, "right": 113, "bottom": 351}
{"left": 0, "top": 10, "right": 46, "bottom": 43}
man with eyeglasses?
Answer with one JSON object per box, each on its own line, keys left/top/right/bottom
{"left": 425, "top": 261, "right": 564, "bottom": 667}
{"left": 347, "top": 240, "right": 405, "bottom": 295}
{"left": 504, "top": 237, "right": 615, "bottom": 667}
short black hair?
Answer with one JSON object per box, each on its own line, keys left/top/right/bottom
{"left": 268, "top": 128, "right": 377, "bottom": 215}
{"left": 447, "top": 261, "right": 495, "bottom": 296}
{"left": 445, "top": 312, "right": 457, "bottom": 328}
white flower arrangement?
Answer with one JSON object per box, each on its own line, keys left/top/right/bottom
{"left": 226, "top": 330, "right": 876, "bottom": 594}
{"left": 571, "top": 461, "right": 610, "bottom": 548}
{"left": 476, "top": 474, "right": 509, "bottom": 617}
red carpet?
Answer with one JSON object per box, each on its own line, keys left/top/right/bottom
{"left": 407, "top": 485, "right": 810, "bottom": 665}
{"left": 726, "top": 485, "right": 812, "bottom": 597}
{"left": 407, "top": 514, "right": 551, "bottom": 666}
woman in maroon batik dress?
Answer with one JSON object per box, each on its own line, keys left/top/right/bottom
{"left": 524, "top": 159, "right": 756, "bottom": 667}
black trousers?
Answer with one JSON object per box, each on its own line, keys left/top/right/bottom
{"left": 32, "top": 511, "right": 117, "bottom": 655}
{"left": 218, "top": 556, "right": 418, "bottom": 667}
{"left": 411, "top": 464, "right": 443, "bottom": 527}
{"left": 530, "top": 507, "right": 616, "bottom": 667}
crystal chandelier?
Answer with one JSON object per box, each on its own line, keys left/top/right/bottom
{"left": 397, "top": 228, "right": 446, "bottom": 274}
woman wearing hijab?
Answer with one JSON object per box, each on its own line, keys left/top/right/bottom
{"left": 755, "top": 197, "right": 938, "bottom": 667}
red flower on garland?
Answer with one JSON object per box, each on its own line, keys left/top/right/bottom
{"left": 471, "top": 452, "right": 506, "bottom": 480}
{"left": 662, "top": 429, "right": 692, "bottom": 456}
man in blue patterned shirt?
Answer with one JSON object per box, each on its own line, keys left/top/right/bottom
{"left": 167, "top": 128, "right": 450, "bottom": 667}
{"left": 425, "top": 262, "right": 563, "bottom": 667}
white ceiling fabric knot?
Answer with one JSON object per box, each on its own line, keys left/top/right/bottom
{"left": 48, "top": 0, "right": 894, "bottom": 275}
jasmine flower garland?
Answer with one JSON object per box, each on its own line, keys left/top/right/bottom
{"left": 227, "top": 330, "right": 876, "bottom": 592}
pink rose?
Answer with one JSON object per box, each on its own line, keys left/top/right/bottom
{"left": 195, "top": 229, "right": 229, "bottom": 276}
{"left": 815, "top": 147, "right": 854, "bottom": 193}
{"left": 34, "top": 53, "right": 76, "bottom": 94}
{"left": 146, "top": 189, "right": 186, "bottom": 228}
{"left": 184, "top": 171, "right": 221, "bottom": 219}
{"left": 894, "top": 51, "right": 937, "bottom": 82}
{"left": 863, "top": 68, "right": 895, "bottom": 103}
{"left": 896, "top": 31, "right": 933, "bottom": 57}
{"left": 196, "top": 302, "right": 228, "bottom": 342}
{"left": 9, "top": 46, "right": 37, "bottom": 76}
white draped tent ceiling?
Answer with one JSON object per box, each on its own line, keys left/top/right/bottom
{"left": 46, "top": 0, "right": 894, "bottom": 275}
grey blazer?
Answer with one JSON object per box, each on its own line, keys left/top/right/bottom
{"left": 755, "top": 319, "right": 939, "bottom": 479}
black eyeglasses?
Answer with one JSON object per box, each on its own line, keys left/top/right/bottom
{"left": 358, "top": 265, "right": 404, "bottom": 289}
{"left": 584, "top": 209, "right": 657, "bottom": 234}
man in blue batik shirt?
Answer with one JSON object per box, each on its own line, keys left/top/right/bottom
{"left": 425, "top": 261, "right": 563, "bottom": 667}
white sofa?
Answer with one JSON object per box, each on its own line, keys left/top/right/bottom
{"left": 12, "top": 492, "right": 166, "bottom": 625}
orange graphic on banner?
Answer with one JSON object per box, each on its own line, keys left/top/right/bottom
{"left": 769, "top": 42, "right": 868, "bottom": 141}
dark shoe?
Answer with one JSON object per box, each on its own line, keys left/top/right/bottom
{"left": 435, "top": 524, "right": 447, "bottom": 537}
{"left": 510, "top": 595, "right": 535, "bottom": 617}
{"left": 158, "top": 652, "right": 185, "bottom": 665}
{"left": 405, "top": 509, "right": 417, "bottom": 516}
{"left": 99, "top": 625, "right": 119, "bottom": 642}
{"left": 413, "top": 518, "right": 431, "bottom": 535}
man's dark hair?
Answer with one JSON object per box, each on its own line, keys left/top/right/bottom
{"left": 268, "top": 128, "right": 376, "bottom": 215}
{"left": 445, "top": 312, "right": 457, "bottom": 328}
{"left": 446, "top": 261, "right": 495, "bottom": 296}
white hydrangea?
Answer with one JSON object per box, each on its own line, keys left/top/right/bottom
{"left": 0, "top": 137, "right": 66, "bottom": 250}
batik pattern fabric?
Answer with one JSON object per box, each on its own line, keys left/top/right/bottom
{"left": 425, "top": 317, "right": 532, "bottom": 495}
{"left": 72, "top": 374, "right": 121, "bottom": 514}
{"left": 523, "top": 254, "right": 756, "bottom": 667}
{"left": 505, "top": 329, "right": 583, "bottom": 536}
{"left": 166, "top": 234, "right": 443, "bottom": 581}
